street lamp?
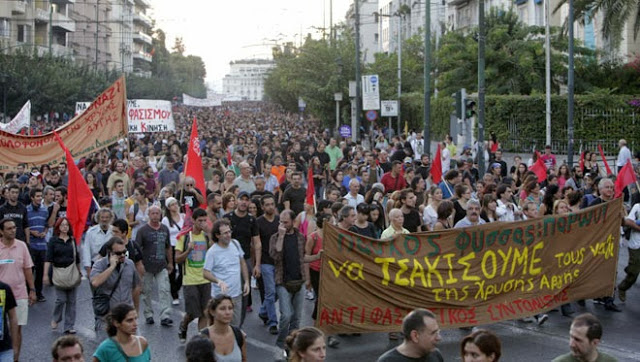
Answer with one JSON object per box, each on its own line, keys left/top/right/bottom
{"left": 334, "top": 92, "right": 343, "bottom": 134}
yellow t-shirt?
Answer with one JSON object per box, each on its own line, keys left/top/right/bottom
{"left": 176, "top": 232, "right": 210, "bottom": 286}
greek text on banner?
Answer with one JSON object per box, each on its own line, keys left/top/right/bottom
{"left": 76, "top": 99, "right": 175, "bottom": 133}
{"left": 0, "top": 77, "right": 127, "bottom": 172}
{"left": 316, "top": 199, "right": 621, "bottom": 334}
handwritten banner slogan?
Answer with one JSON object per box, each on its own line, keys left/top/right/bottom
{"left": 317, "top": 198, "right": 621, "bottom": 334}
{"left": 0, "top": 77, "right": 127, "bottom": 172}
{"left": 76, "top": 99, "right": 175, "bottom": 133}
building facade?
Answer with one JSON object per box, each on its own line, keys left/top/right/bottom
{"left": 0, "top": 0, "right": 75, "bottom": 58}
{"left": 222, "top": 59, "right": 274, "bottom": 101}
{"left": 345, "top": 0, "right": 379, "bottom": 64}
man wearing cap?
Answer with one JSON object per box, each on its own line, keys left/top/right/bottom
{"left": 223, "top": 191, "right": 261, "bottom": 326}
{"left": 494, "top": 149, "right": 508, "bottom": 177}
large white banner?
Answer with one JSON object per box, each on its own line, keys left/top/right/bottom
{"left": 76, "top": 99, "right": 175, "bottom": 133}
{"left": 183, "top": 93, "right": 222, "bottom": 107}
{"left": 362, "top": 74, "right": 380, "bottom": 110}
{"left": 0, "top": 101, "right": 30, "bottom": 134}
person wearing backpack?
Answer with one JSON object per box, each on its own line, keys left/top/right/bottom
{"left": 176, "top": 208, "right": 214, "bottom": 343}
{"left": 199, "top": 295, "right": 247, "bottom": 362}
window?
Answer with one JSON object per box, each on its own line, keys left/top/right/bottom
{"left": 0, "top": 19, "right": 9, "bottom": 38}
{"left": 17, "top": 25, "right": 31, "bottom": 43}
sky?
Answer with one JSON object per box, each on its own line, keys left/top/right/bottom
{"left": 151, "top": 0, "right": 352, "bottom": 91}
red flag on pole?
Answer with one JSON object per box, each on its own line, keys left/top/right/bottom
{"left": 598, "top": 144, "right": 613, "bottom": 175}
{"left": 53, "top": 132, "right": 94, "bottom": 244}
{"left": 185, "top": 117, "right": 207, "bottom": 208}
{"left": 430, "top": 144, "right": 442, "bottom": 184}
{"left": 306, "top": 166, "right": 315, "bottom": 206}
{"left": 614, "top": 160, "right": 637, "bottom": 198}
{"left": 226, "top": 148, "right": 233, "bottom": 168}
{"left": 579, "top": 151, "right": 585, "bottom": 173}
{"left": 529, "top": 151, "right": 548, "bottom": 183}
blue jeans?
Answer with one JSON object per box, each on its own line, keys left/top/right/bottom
{"left": 276, "top": 284, "right": 304, "bottom": 348}
{"left": 0, "top": 349, "right": 13, "bottom": 362}
{"left": 259, "top": 264, "right": 277, "bottom": 327}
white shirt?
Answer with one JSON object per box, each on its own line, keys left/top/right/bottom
{"left": 423, "top": 204, "right": 438, "bottom": 230}
{"left": 617, "top": 146, "right": 631, "bottom": 167}
{"left": 82, "top": 225, "right": 113, "bottom": 268}
{"left": 411, "top": 138, "right": 425, "bottom": 160}
{"left": 626, "top": 204, "right": 640, "bottom": 249}
{"left": 442, "top": 148, "right": 451, "bottom": 174}
{"left": 496, "top": 199, "right": 515, "bottom": 222}
{"left": 345, "top": 193, "right": 365, "bottom": 208}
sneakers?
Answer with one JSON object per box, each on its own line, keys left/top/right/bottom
{"left": 37, "top": 295, "right": 46, "bottom": 302}
{"left": 274, "top": 347, "right": 287, "bottom": 361}
{"left": 604, "top": 302, "right": 622, "bottom": 312}
{"left": 305, "top": 289, "right": 315, "bottom": 300}
{"left": 327, "top": 336, "right": 340, "bottom": 348}
{"left": 536, "top": 314, "right": 549, "bottom": 326}
{"left": 172, "top": 299, "right": 180, "bottom": 306}
{"left": 178, "top": 327, "right": 187, "bottom": 343}
{"left": 269, "top": 325, "right": 278, "bottom": 335}
{"left": 146, "top": 317, "right": 155, "bottom": 325}
{"left": 259, "top": 313, "right": 269, "bottom": 325}
{"left": 161, "top": 318, "right": 174, "bottom": 326}
{"left": 618, "top": 288, "right": 626, "bottom": 302}
{"left": 520, "top": 317, "right": 535, "bottom": 323}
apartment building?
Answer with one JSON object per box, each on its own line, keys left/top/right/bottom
{"left": 345, "top": 0, "right": 379, "bottom": 64}
{"left": 0, "top": 0, "right": 75, "bottom": 58}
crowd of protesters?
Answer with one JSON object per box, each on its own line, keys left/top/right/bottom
{"left": 0, "top": 101, "right": 633, "bottom": 361}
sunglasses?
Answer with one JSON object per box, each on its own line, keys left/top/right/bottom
{"left": 112, "top": 251, "right": 126, "bottom": 256}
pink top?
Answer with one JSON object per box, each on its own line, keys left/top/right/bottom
{"left": 0, "top": 240, "right": 34, "bottom": 300}
{"left": 309, "top": 233, "right": 323, "bottom": 272}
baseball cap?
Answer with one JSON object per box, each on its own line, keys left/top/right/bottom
{"left": 238, "top": 191, "right": 251, "bottom": 199}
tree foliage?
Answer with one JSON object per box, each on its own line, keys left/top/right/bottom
{"left": 0, "top": 27, "right": 206, "bottom": 118}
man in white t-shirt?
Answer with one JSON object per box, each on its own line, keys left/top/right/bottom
{"left": 345, "top": 179, "right": 364, "bottom": 208}
{"left": 203, "top": 219, "right": 250, "bottom": 327}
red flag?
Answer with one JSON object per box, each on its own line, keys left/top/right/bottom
{"left": 579, "top": 151, "right": 585, "bottom": 173}
{"left": 306, "top": 166, "right": 315, "bottom": 206}
{"left": 175, "top": 204, "right": 194, "bottom": 240}
{"left": 614, "top": 160, "right": 637, "bottom": 198}
{"left": 430, "top": 145, "right": 442, "bottom": 184}
{"left": 53, "top": 132, "right": 94, "bottom": 244}
{"left": 226, "top": 148, "right": 233, "bottom": 168}
{"left": 598, "top": 144, "right": 613, "bottom": 175}
{"left": 185, "top": 117, "right": 207, "bottom": 208}
{"left": 529, "top": 151, "right": 547, "bottom": 183}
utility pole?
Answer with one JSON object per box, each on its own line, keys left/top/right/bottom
{"left": 567, "top": 0, "right": 575, "bottom": 167}
{"left": 477, "top": 0, "right": 486, "bottom": 176}
{"left": 397, "top": 13, "right": 402, "bottom": 138}
{"left": 49, "top": 0, "right": 53, "bottom": 55}
{"left": 423, "top": 0, "right": 431, "bottom": 156}
{"left": 330, "top": 0, "right": 334, "bottom": 44}
{"left": 95, "top": 0, "right": 99, "bottom": 72}
{"left": 545, "top": 0, "right": 551, "bottom": 146}
{"left": 354, "top": 0, "right": 362, "bottom": 141}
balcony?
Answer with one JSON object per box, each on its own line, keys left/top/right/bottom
{"left": 12, "top": 1, "right": 27, "bottom": 15}
{"left": 133, "top": 12, "right": 152, "bottom": 28}
{"left": 52, "top": 0, "right": 76, "bottom": 4}
{"left": 134, "top": 0, "right": 151, "bottom": 8}
{"left": 132, "top": 31, "right": 152, "bottom": 45}
{"left": 448, "top": 0, "right": 470, "bottom": 6}
{"left": 35, "top": 8, "right": 49, "bottom": 23}
{"left": 36, "top": 44, "right": 73, "bottom": 58}
{"left": 133, "top": 50, "right": 152, "bottom": 63}
{"left": 52, "top": 12, "right": 75, "bottom": 32}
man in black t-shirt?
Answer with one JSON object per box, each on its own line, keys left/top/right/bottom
{"left": 378, "top": 309, "right": 444, "bottom": 362}
{"left": 47, "top": 187, "right": 67, "bottom": 228}
{"left": 255, "top": 194, "right": 279, "bottom": 334}
{"left": 0, "top": 281, "right": 19, "bottom": 361}
{"left": 282, "top": 172, "right": 306, "bottom": 217}
{"left": 223, "top": 191, "right": 262, "bottom": 325}
{"left": 0, "top": 184, "right": 29, "bottom": 243}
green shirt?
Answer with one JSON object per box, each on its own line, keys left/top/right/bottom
{"left": 552, "top": 352, "right": 618, "bottom": 362}
{"left": 326, "top": 145, "right": 343, "bottom": 171}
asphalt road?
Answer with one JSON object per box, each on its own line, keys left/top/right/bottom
{"left": 19, "top": 245, "right": 640, "bottom": 362}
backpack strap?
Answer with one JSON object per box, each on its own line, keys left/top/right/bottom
{"left": 231, "top": 325, "right": 244, "bottom": 348}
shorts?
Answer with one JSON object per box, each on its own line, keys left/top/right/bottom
{"left": 184, "top": 284, "right": 212, "bottom": 318}
{"left": 16, "top": 299, "right": 28, "bottom": 326}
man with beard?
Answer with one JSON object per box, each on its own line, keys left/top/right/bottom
{"left": 552, "top": 313, "right": 617, "bottom": 362}
{"left": 454, "top": 199, "right": 486, "bottom": 228}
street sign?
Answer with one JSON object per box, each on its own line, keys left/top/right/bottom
{"left": 339, "top": 125, "right": 352, "bottom": 138}
{"left": 380, "top": 100, "right": 398, "bottom": 117}
{"left": 362, "top": 75, "right": 380, "bottom": 110}
{"left": 348, "top": 81, "right": 356, "bottom": 98}
{"left": 365, "top": 110, "right": 378, "bottom": 122}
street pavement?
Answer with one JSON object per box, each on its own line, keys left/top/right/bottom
{"left": 19, "top": 244, "right": 640, "bottom": 361}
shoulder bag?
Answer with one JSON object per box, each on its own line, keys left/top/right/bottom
{"left": 52, "top": 241, "right": 81, "bottom": 290}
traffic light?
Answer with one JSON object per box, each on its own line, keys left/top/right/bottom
{"left": 465, "top": 98, "right": 476, "bottom": 119}
{"left": 451, "top": 90, "right": 462, "bottom": 119}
